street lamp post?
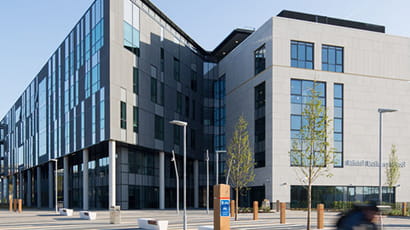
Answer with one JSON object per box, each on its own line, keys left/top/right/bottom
{"left": 205, "top": 149, "right": 209, "bottom": 214}
{"left": 215, "top": 150, "right": 226, "bottom": 185}
{"left": 169, "top": 120, "right": 188, "bottom": 230}
{"left": 171, "top": 150, "right": 179, "bottom": 215}
{"left": 50, "top": 159, "right": 58, "bottom": 214}
{"left": 378, "top": 108, "right": 398, "bottom": 205}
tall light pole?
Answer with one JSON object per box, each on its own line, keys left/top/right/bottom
{"left": 378, "top": 108, "right": 397, "bottom": 205}
{"left": 215, "top": 150, "right": 226, "bottom": 185}
{"left": 50, "top": 159, "right": 58, "bottom": 214}
{"left": 205, "top": 149, "right": 209, "bottom": 214}
{"left": 171, "top": 150, "right": 179, "bottom": 215}
{"left": 169, "top": 120, "right": 188, "bottom": 230}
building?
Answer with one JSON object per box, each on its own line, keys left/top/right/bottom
{"left": 0, "top": 0, "right": 409, "bottom": 210}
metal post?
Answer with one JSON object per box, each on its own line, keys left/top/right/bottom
{"left": 159, "top": 152, "right": 165, "bottom": 210}
{"left": 55, "top": 160, "right": 57, "bottom": 213}
{"left": 377, "top": 108, "right": 398, "bottom": 205}
{"left": 216, "top": 151, "right": 219, "bottom": 185}
{"left": 378, "top": 111, "right": 382, "bottom": 205}
{"left": 206, "top": 149, "right": 209, "bottom": 214}
{"left": 183, "top": 124, "right": 187, "bottom": 230}
{"left": 109, "top": 140, "right": 116, "bottom": 208}
{"left": 171, "top": 150, "right": 179, "bottom": 215}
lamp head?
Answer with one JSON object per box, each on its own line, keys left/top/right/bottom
{"left": 169, "top": 120, "right": 188, "bottom": 127}
{"left": 378, "top": 108, "right": 398, "bottom": 113}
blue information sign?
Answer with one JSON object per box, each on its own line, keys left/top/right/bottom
{"left": 220, "top": 199, "right": 230, "bottom": 217}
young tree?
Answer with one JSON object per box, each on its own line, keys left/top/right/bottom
{"left": 226, "top": 115, "right": 255, "bottom": 221}
{"left": 385, "top": 144, "right": 400, "bottom": 203}
{"left": 289, "top": 84, "right": 334, "bottom": 230}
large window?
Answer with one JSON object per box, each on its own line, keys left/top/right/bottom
{"left": 290, "top": 79, "right": 326, "bottom": 166}
{"left": 173, "top": 125, "right": 180, "bottom": 145}
{"left": 255, "top": 82, "right": 265, "bottom": 168}
{"left": 254, "top": 44, "right": 266, "bottom": 75}
{"left": 334, "top": 84, "right": 344, "bottom": 167}
{"left": 322, "top": 45, "right": 343, "bottom": 72}
{"left": 291, "top": 41, "right": 314, "bottom": 69}
{"left": 154, "top": 115, "right": 164, "bottom": 140}
{"left": 150, "top": 78, "right": 157, "bottom": 103}
{"left": 176, "top": 92, "right": 182, "bottom": 114}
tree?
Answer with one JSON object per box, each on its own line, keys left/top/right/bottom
{"left": 385, "top": 144, "right": 400, "bottom": 203}
{"left": 289, "top": 84, "right": 334, "bottom": 230}
{"left": 226, "top": 115, "right": 255, "bottom": 221}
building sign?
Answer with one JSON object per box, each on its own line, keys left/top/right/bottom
{"left": 345, "top": 160, "right": 406, "bottom": 168}
{"left": 220, "top": 199, "right": 230, "bottom": 217}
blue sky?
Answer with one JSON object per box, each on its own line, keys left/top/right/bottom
{"left": 1, "top": 0, "right": 409, "bottom": 118}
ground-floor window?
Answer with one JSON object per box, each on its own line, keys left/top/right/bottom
{"left": 291, "top": 185, "right": 395, "bottom": 208}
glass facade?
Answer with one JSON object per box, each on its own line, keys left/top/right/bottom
{"left": 322, "top": 45, "right": 343, "bottom": 72}
{"left": 154, "top": 115, "right": 164, "bottom": 140}
{"left": 254, "top": 82, "right": 265, "bottom": 168}
{"left": 123, "top": 0, "right": 140, "bottom": 55}
{"left": 291, "top": 185, "right": 395, "bottom": 209}
{"left": 334, "top": 84, "right": 344, "bottom": 167}
{"left": 290, "top": 79, "right": 326, "bottom": 166}
{"left": 214, "top": 75, "right": 226, "bottom": 151}
{"left": 291, "top": 41, "right": 314, "bottom": 69}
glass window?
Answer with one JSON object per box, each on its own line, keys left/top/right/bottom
{"left": 173, "top": 125, "right": 180, "bottom": 145}
{"left": 322, "top": 45, "right": 344, "bottom": 72}
{"left": 185, "top": 96, "right": 189, "bottom": 117}
{"left": 291, "top": 41, "right": 314, "bottom": 69}
{"left": 133, "top": 67, "right": 138, "bottom": 94}
{"left": 254, "top": 44, "right": 266, "bottom": 75}
{"left": 290, "top": 79, "right": 326, "bottom": 166}
{"left": 190, "top": 128, "right": 196, "bottom": 150}
{"left": 173, "top": 58, "right": 180, "bottom": 81}
{"left": 154, "top": 115, "right": 164, "bottom": 140}
{"left": 176, "top": 92, "right": 182, "bottom": 114}
{"left": 150, "top": 78, "right": 157, "bottom": 103}
{"left": 254, "top": 82, "right": 266, "bottom": 168}
{"left": 133, "top": 106, "right": 138, "bottom": 133}
{"left": 120, "top": 101, "right": 126, "bottom": 129}
{"left": 160, "top": 48, "right": 164, "bottom": 72}
{"left": 191, "top": 69, "right": 197, "bottom": 91}
{"left": 334, "top": 83, "right": 344, "bottom": 167}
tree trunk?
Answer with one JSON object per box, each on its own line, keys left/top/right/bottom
{"left": 307, "top": 183, "right": 311, "bottom": 230}
{"left": 235, "top": 188, "right": 239, "bottom": 221}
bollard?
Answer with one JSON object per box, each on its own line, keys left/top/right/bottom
{"left": 276, "top": 200, "right": 280, "bottom": 212}
{"left": 213, "top": 184, "right": 230, "bottom": 230}
{"left": 230, "top": 200, "right": 235, "bottom": 217}
{"left": 18, "top": 199, "right": 22, "bottom": 213}
{"left": 13, "top": 199, "right": 17, "bottom": 212}
{"left": 317, "top": 204, "right": 324, "bottom": 229}
{"left": 403, "top": 202, "right": 407, "bottom": 216}
{"left": 253, "top": 201, "right": 258, "bottom": 220}
{"left": 280, "top": 202, "right": 286, "bottom": 224}
{"left": 9, "top": 196, "right": 12, "bottom": 212}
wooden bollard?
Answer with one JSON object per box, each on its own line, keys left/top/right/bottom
{"left": 18, "top": 199, "right": 22, "bottom": 213}
{"left": 317, "top": 204, "right": 324, "bottom": 229}
{"left": 9, "top": 196, "right": 12, "bottom": 212}
{"left": 276, "top": 200, "right": 280, "bottom": 212}
{"left": 253, "top": 201, "right": 258, "bottom": 220}
{"left": 403, "top": 202, "right": 407, "bottom": 216}
{"left": 230, "top": 200, "right": 235, "bottom": 217}
{"left": 13, "top": 199, "right": 17, "bottom": 212}
{"left": 280, "top": 202, "right": 286, "bottom": 224}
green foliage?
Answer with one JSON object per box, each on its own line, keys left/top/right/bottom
{"left": 226, "top": 115, "right": 255, "bottom": 189}
{"left": 385, "top": 144, "right": 400, "bottom": 188}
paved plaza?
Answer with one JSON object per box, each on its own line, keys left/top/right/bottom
{"left": 1, "top": 208, "right": 410, "bottom": 229}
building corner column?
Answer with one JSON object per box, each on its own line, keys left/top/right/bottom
{"left": 27, "top": 169, "right": 32, "bottom": 207}
{"left": 109, "top": 140, "right": 116, "bottom": 208}
{"left": 36, "top": 167, "right": 41, "bottom": 208}
{"left": 63, "top": 156, "right": 69, "bottom": 208}
{"left": 159, "top": 152, "right": 165, "bottom": 209}
{"left": 194, "top": 159, "right": 199, "bottom": 209}
{"left": 83, "top": 149, "right": 89, "bottom": 210}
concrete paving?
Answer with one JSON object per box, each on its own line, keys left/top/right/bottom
{"left": 0, "top": 208, "right": 410, "bottom": 229}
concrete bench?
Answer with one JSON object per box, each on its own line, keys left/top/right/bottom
{"left": 198, "top": 226, "right": 213, "bottom": 230}
{"left": 138, "top": 218, "right": 168, "bottom": 230}
{"left": 59, "top": 208, "right": 73, "bottom": 216}
{"left": 80, "top": 211, "right": 97, "bottom": 220}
